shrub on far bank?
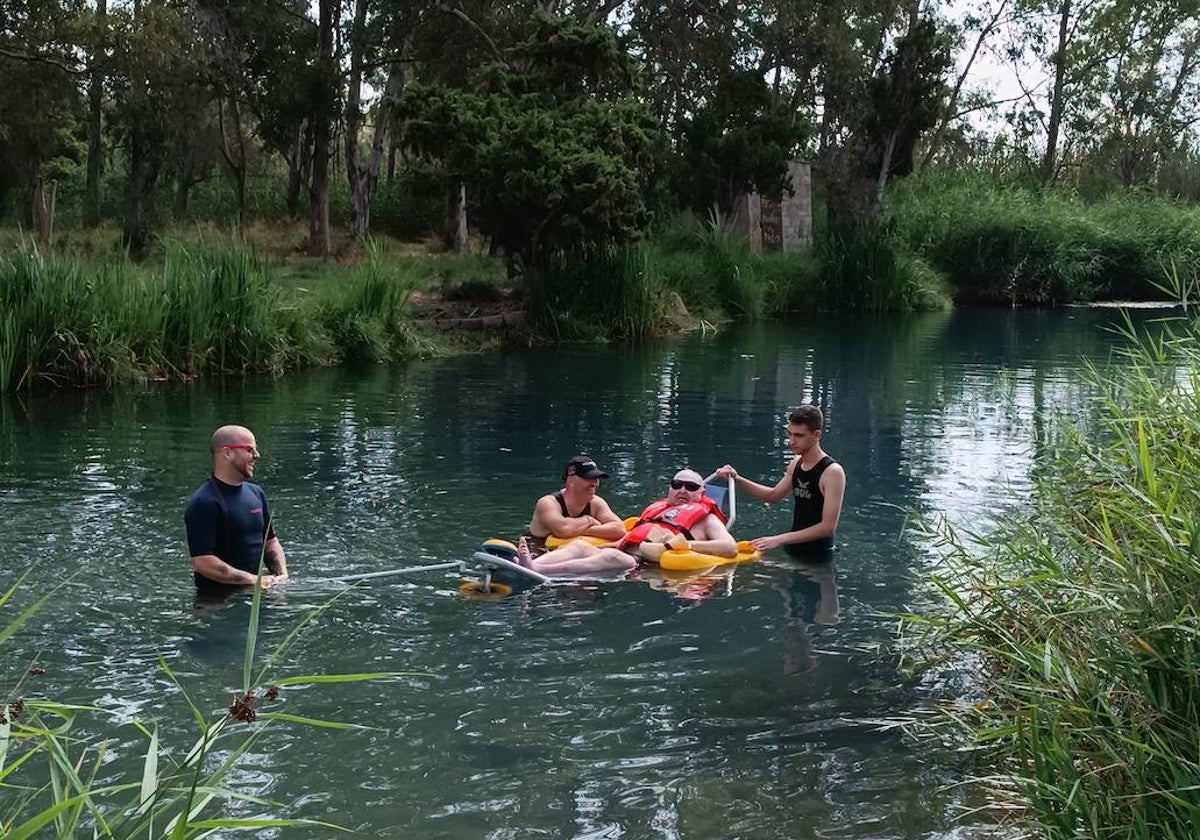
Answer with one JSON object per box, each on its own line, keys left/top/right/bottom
{"left": 889, "top": 173, "right": 1200, "bottom": 303}
{"left": 817, "top": 223, "right": 949, "bottom": 312}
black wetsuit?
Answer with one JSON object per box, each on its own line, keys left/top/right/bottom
{"left": 185, "top": 476, "right": 278, "bottom": 588}
{"left": 524, "top": 491, "right": 592, "bottom": 557}
{"left": 786, "top": 455, "right": 836, "bottom": 561}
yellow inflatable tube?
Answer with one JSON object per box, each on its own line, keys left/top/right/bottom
{"left": 544, "top": 516, "right": 639, "bottom": 549}
{"left": 544, "top": 534, "right": 611, "bottom": 549}
{"left": 658, "top": 540, "right": 762, "bottom": 571}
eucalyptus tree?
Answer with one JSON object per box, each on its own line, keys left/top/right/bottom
{"left": 230, "top": 0, "right": 316, "bottom": 220}
{"left": 1079, "top": 1, "right": 1200, "bottom": 188}
{"left": 800, "top": 0, "right": 951, "bottom": 226}
{"left": 344, "top": 0, "right": 433, "bottom": 239}
{"left": 623, "top": 0, "right": 808, "bottom": 214}
{"left": 1000, "top": 0, "right": 1200, "bottom": 187}
{"left": 107, "top": 0, "right": 208, "bottom": 255}
{"left": 84, "top": 0, "right": 108, "bottom": 227}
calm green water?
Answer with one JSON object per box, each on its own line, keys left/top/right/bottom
{"left": 0, "top": 307, "right": 1167, "bottom": 838}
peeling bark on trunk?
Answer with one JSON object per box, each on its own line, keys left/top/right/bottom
{"left": 345, "top": 1, "right": 405, "bottom": 239}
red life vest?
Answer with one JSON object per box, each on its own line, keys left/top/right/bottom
{"left": 620, "top": 496, "right": 726, "bottom": 548}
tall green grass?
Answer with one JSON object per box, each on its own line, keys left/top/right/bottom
{"left": 0, "top": 242, "right": 435, "bottom": 392}
{"left": 315, "top": 243, "right": 429, "bottom": 362}
{"left": 817, "top": 223, "right": 949, "bottom": 312}
{"left": 889, "top": 173, "right": 1200, "bottom": 303}
{"left": 526, "top": 244, "right": 665, "bottom": 340}
{"left": 902, "top": 307, "right": 1200, "bottom": 837}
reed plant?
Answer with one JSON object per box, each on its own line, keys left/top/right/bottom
{"left": 889, "top": 173, "right": 1200, "bottom": 303}
{"left": 314, "top": 242, "right": 429, "bottom": 362}
{"left": 817, "top": 223, "right": 948, "bottom": 312}
{"left": 693, "top": 214, "right": 764, "bottom": 320}
{"left": 526, "top": 243, "right": 663, "bottom": 340}
{"left": 2, "top": 555, "right": 405, "bottom": 836}
{"left": 160, "top": 246, "right": 289, "bottom": 375}
{"left": 901, "top": 307, "right": 1200, "bottom": 837}
{"left": 0, "top": 240, "right": 440, "bottom": 391}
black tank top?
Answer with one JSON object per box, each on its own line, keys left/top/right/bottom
{"left": 523, "top": 491, "right": 593, "bottom": 554}
{"left": 789, "top": 455, "right": 835, "bottom": 556}
{"left": 555, "top": 491, "right": 592, "bottom": 519}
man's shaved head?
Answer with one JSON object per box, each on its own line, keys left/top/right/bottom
{"left": 211, "top": 425, "right": 254, "bottom": 453}
{"left": 672, "top": 469, "right": 704, "bottom": 485}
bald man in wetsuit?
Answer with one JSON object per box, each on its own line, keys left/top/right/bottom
{"left": 184, "top": 425, "right": 289, "bottom": 590}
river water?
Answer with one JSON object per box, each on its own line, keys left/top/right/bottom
{"left": 0, "top": 307, "right": 1168, "bottom": 838}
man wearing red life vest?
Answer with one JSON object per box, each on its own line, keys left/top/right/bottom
{"left": 517, "top": 469, "right": 736, "bottom": 573}
{"left": 619, "top": 469, "right": 737, "bottom": 562}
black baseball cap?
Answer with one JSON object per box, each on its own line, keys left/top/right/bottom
{"left": 564, "top": 455, "right": 609, "bottom": 480}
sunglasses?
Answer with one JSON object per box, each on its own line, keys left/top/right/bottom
{"left": 670, "top": 479, "right": 702, "bottom": 492}
{"left": 223, "top": 444, "right": 260, "bottom": 456}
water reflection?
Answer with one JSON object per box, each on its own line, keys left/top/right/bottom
{"left": 779, "top": 560, "right": 841, "bottom": 675}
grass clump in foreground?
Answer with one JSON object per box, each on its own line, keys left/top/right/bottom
{"left": 901, "top": 307, "right": 1200, "bottom": 837}
{"left": 1, "top": 560, "right": 407, "bottom": 837}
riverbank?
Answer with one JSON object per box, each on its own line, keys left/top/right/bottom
{"left": 8, "top": 171, "right": 1200, "bottom": 393}
{"left": 0, "top": 219, "right": 948, "bottom": 391}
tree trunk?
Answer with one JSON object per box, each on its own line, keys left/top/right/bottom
{"left": 172, "top": 159, "right": 193, "bottom": 222}
{"left": 218, "top": 95, "right": 248, "bottom": 230}
{"left": 1041, "top": 0, "right": 1072, "bottom": 186}
{"left": 919, "top": 0, "right": 1008, "bottom": 172}
{"left": 122, "top": 0, "right": 158, "bottom": 258}
{"left": 33, "top": 176, "right": 57, "bottom": 246}
{"left": 344, "top": 0, "right": 369, "bottom": 237}
{"left": 84, "top": 0, "right": 106, "bottom": 228}
{"left": 307, "top": 0, "right": 338, "bottom": 257}
{"left": 443, "top": 183, "right": 468, "bottom": 252}
{"left": 286, "top": 123, "right": 310, "bottom": 219}
{"left": 123, "top": 130, "right": 157, "bottom": 258}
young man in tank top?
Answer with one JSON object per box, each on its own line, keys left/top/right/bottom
{"left": 716, "top": 405, "right": 845, "bottom": 561}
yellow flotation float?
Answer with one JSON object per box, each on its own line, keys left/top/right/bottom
{"left": 656, "top": 540, "right": 761, "bottom": 571}
{"left": 545, "top": 525, "right": 761, "bottom": 571}
{"left": 544, "top": 534, "right": 610, "bottom": 548}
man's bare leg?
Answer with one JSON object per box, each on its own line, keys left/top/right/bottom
{"left": 529, "top": 541, "right": 636, "bottom": 574}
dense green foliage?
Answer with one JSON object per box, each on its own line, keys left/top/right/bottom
{"left": 903, "top": 308, "right": 1200, "bottom": 837}
{"left": 398, "top": 15, "right": 662, "bottom": 271}
{"left": 0, "top": 244, "right": 430, "bottom": 391}
{"left": 889, "top": 175, "right": 1200, "bottom": 303}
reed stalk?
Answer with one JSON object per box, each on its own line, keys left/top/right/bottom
{"left": 1, "top": 560, "right": 413, "bottom": 837}
{"left": 902, "top": 303, "right": 1200, "bottom": 837}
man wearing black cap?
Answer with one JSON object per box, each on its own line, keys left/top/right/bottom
{"left": 521, "top": 455, "right": 628, "bottom": 561}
